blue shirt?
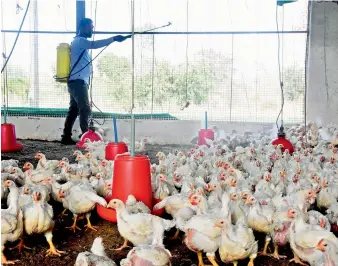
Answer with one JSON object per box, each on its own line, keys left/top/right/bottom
{"left": 69, "top": 35, "right": 116, "bottom": 85}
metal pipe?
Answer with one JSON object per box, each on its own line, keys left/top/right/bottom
{"left": 113, "top": 116, "right": 118, "bottom": 143}
{"left": 1, "top": 30, "right": 308, "bottom": 35}
{"left": 130, "top": 0, "right": 135, "bottom": 157}
{"left": 76, "top": 0, "right": 85, "bottom": 33}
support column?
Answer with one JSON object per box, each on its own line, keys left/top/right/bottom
{"left": 76, "top": 0, "right": 86, "bottom": 33}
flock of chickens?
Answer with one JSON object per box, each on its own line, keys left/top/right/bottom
{"left": 1, "top": 122, "right": 338, "bottom": 266}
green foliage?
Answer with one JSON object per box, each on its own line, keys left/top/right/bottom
{"left": 3, "top": 67, "right": 30, "bottom": 100}
{"left": 95, "top": 49, "right": 232, "bottom": 108}
{"left": 283, "top": 65, "right": 305, "bottom": 101}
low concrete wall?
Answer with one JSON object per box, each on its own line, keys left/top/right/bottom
{"left": 6, "top": 116, "right": 276, "bottom": 144}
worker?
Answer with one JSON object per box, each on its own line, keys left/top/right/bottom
{"left": 61, "top": 18, "right": 129, "bottom": 145}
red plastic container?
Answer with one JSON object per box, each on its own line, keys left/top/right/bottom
{"left": 198, "top": 129, "right": 214, "bottom": 146}
{"left": 76, "top": 129, "right": 104, "bottom": 149}
{"left": 97, "top": 154, "right": 152, "bottom": 223}
{"left": 1, "top": 123, "right": 23, "bottom": 153}
{"left": 105, "top": 142, "right": 128, "bottom": 160}
{"left": 272, "top": 136, "right": 294, "bottom": 155}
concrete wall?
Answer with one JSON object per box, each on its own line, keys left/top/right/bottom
{"left": 307, "top": 1, "right": 338, "bottom": 125}
{"left": 5, "top": 116, "right": 276, "bottom": 144}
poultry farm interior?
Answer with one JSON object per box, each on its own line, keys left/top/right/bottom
{"left": 1, "top": 123, "right": 338, "bottom": 266}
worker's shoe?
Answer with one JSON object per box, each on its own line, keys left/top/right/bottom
{"left": 61, "top": 136, "right": 76, "bottom": 145}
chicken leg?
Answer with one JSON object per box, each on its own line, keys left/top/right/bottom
{"left": 207, "top": 256, "right": 219, "bottom": 266}
{"left": 269, "top": 243, "right": 287, "bottom": 260}
{"left": 66, "top": 214, "right": 81, "bottom": 232}
{"left": 113, "top": 238, "right": 132, "bottom": 251}
{"left": 45, "top": 231, "right": 65, "bottom": 257}
{"left": 289, "top": 251, "right": 308, "bottom": 266}
{"left": 1, "top": 253, "right": 19, "bottom": 265}
{"left": 258, "top": 236, "right": 271, "bottom": 256}
{"left": 169, "top": 229, "right": 180, "bottom": 240}
{"left": 84, "top": 213, "right": 98, "bottom": 231}
{"left": 247, "top": 257, "right": 255, "bottom": 266}
{"left": 196, "top": 251, "right": 213, "bottom": 266}
{"left": 9, "top": 238, "right": 32, "bottom": 252}
{"left": 57, "top": 209, "right": 68, "bottom": 218}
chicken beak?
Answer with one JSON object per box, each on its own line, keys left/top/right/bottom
{"left": 23, "top": 187, "right": 29, "bottom": 194}
{"left": 320, "top": 218, "right": 326, "bottom": 228}
{"left": 33, "top": 192, "right": 40, "bottom": 201}
{"left": 245, "top": 198, "right": 252, "bottom": 205}
{"left": 214, "top": 221, "right": 223, "bottom": 228}
{"left": 23, "top": 164, "right": 29, "bottom": 170}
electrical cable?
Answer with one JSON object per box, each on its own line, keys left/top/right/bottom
{"left": 275, "top": 4, "right": 285, "bottom": 131}
{"left": 1, "top": 0, "right": 31, "bottom": 74}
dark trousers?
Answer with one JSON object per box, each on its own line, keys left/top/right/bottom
{"left": 62, "top": 79, "right": 91, "bottom": 137}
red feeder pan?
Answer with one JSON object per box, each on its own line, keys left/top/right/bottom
{"left": 105, "top": 142, "right": 128, "bottom": 160}
{"left": 97, "top": 196, "right": 164, "bottom": 223}
{"left": 198, "top": 129, "right": 214, "bottom": 146}
{"left": 1, "top": 123, "right": 23, "bottom": 153}
{"left": 97, "top": 154, "right": 152, "bottom": 223}
{"left": 76, "top": 129, "right": 104, "bottom": 149}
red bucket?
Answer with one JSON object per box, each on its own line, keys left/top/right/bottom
{"left": 97, "top": 154, "right": 152, "bottom": 223}
{"left": 105, "top": 142, "right": 128, "bottom": 160}
{"left": 198, "top": 129, "right": 214, "bottom": 146}
{"left": 1, "top": 123, "right": 23, "bottom": 153}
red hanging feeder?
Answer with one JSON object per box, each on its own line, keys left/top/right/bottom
{"left": 97, "top": 154, "right": 156, "bottom": 223}
{"left": 272, "top": 125, "right": 294, "bottom": 155}
{"left": 76, "top": 120, "right": 103, "bottom": 149}
{"left": 105, "top": 142, "right": 128, "bottom": 160}
{"left": 1, "top": 123, "right": 23, "bottom": 153}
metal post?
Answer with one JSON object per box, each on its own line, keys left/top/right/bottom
{"left": 151, "top": 34, "right": 155, "bottom": 118}
{"left": 130, "top": 0, "right": 135, "bottom": 157}
{"left": 32, "top": 0, "right": 39, "bottom": 108}
{"left": 76, "top": 0, "right": 86, "bottom": 33}
{"left": 229, "top": 34, "right": 234, "bottom": 122}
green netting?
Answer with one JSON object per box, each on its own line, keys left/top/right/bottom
{"left": 1, "top": 107, "right": 178, "bottom": 120}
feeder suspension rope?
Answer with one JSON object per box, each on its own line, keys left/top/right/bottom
{"left": 1, "top": 0, "right": 31, "bottom": 74}
{"left": 275, "top": 4, "right": 285, "bottom": 130}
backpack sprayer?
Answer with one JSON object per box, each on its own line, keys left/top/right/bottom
{"left": 54, "top": 22, "right": 172, "bottom": 83}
